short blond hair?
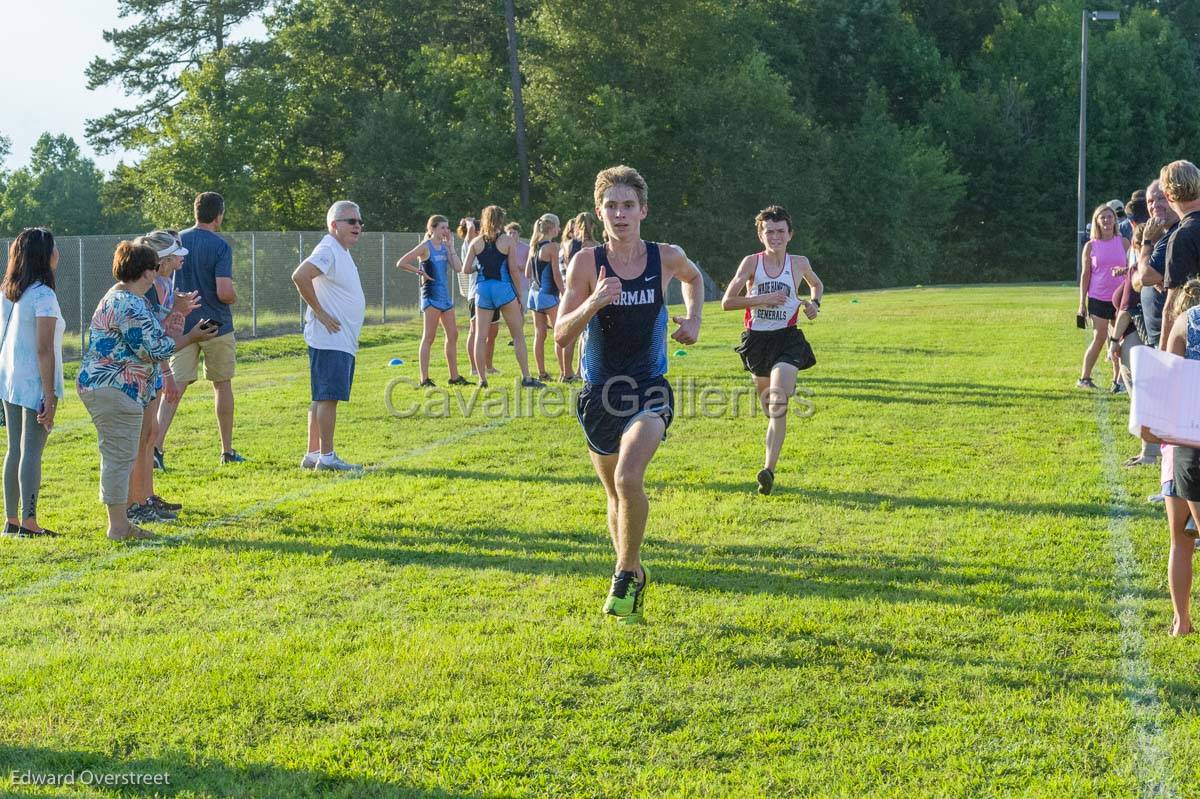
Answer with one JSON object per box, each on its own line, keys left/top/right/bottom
{"left": 1160, "top": 160, "right": 1200, "bottom": 203}
{"left": 594, "top": 165, "right": 648, "bottom": 209}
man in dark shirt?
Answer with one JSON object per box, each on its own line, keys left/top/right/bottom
{"left": 1137, "top": 180, "right": 1179, "bottom": 350}
{"left": 155, "top": 192, "right": 244, "bottom": 466}
{"left": 1160, "top": 160, "right": 1200, "bottom": 349}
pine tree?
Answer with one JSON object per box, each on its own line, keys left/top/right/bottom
{"left": 85, "top": 0, "right": 269, "bottom": 152}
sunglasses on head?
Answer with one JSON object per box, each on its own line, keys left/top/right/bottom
{"left": 337, "top": 218, "right": 365, "bottom": 227}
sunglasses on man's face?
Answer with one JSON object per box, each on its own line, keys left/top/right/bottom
{"left": 337, "top": 218, "right": 365, "bottom": 227}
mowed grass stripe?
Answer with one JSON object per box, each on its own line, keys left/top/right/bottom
{"left": 1094, "top": 393, "right": 1177, "bottom": 799}
{"left": 0, "top": 416, "right": 515, "bottom": 606}
{"left": 0, "top": 285, "right": 1180, "bottom": 797}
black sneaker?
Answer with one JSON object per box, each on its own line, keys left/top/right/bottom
{"left": 126, "top": 503, "right": 156, "bottom": 523}
{"left": 221, "top": 450, "right": 246, "bottom": 464}
{"left": 447, "top": 376, "right": 474, "bottom": 386}
{"left": 757, "top": 468, "right": 775, "bottom": 495}
{"left": 1111, "top": 379, "right": 1126, "bottom": 394}
{"left": 149, "top": 494, "right": 182, "bottom": 512}
{"left": 3, "top": 521, "right": 21, "bottom": 538}
{"left": 521, "top": 377, "right": 546, "bottom": 388}
{"left": 153, "top": 447, "right": 166, "bottom": 471}
{"left": 418, "top": 378, "right": 436, "bottom": 388}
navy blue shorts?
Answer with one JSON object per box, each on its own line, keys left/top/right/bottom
{"left": 576, "top": 376, "right": 674, "bottom": 456}
{"left": 309, "top": 347, "right": 356, "bottom": 402}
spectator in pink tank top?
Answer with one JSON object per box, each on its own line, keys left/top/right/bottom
{"left": 1077, "top": 204, "right": 1130, "bottom": 389}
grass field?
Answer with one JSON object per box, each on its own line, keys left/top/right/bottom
{"left": 0, "top": 284, "right": 1194, "bottom": 797}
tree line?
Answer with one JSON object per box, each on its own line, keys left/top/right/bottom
{"left": 2, "top": 0, "right": 1198, "bottom": 288}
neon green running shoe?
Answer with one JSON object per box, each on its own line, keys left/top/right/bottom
{"left": 603, "top": 566, "right": 649, "bottom": 625}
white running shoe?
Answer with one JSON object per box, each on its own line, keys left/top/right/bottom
{"left": 300, "top": 452, "right": 319, "bottom": 470}
{"left": 315, "top": 452, "right": 363, "bottom": 472}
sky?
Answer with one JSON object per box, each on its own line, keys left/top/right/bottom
{"left": 0, "top": 1, "right": 265, "bottom": 176}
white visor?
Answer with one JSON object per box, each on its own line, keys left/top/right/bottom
{"left": 156, "top": 242, "right": 188, "bottom": 259}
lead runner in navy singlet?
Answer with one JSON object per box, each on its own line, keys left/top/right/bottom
{"left": 555, "top": 165, "right": 704, "bottom": 624}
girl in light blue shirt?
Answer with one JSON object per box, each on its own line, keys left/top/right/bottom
{"left": 0, "top": 228, "right": 64, "bottom": 538}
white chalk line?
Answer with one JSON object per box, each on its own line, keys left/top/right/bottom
{"left": 1094, "top": 394, "right": 1178, "bottom": 799}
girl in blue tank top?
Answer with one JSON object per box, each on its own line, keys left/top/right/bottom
{"left": 524, "top": 213, "right": 563, "bottom": 380}
{"left": 395, "top": 215, "right": 472, "bottom": 387}
{"left": 462, "top": 205, "right": 544, "bottom": 388}
{"left": 558, "top": 212, "right": 600, "bottom": 382}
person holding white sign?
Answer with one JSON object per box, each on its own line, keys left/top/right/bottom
{"left": 1157, "top": 279, "right": 1200, "bottom": 634}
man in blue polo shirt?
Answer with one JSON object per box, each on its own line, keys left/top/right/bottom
{"left": 155, "top": 191, "right": 244, "bottom": 466}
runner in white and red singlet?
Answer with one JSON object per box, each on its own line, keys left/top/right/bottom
{"left": 721, "top": 205, "right": 823, "bottom": 495}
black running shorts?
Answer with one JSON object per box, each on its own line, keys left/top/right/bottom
{"left": 1174, "top": 446, "right": 1200, "bottom": 502}
{"left": 735, "top": 326, "right": 816, "bottom": 378}
{"left": 576, "top": 376, "right": 674, "bottom": 456}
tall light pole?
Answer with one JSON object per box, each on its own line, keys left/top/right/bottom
{"left": 1077, "top": 9, "right": 1120, "bottom": 278}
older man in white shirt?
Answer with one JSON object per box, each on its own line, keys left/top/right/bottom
{"left": 292, "top": 201, "right": 367, "bottom": 472}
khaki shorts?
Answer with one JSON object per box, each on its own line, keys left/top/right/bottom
{"left": 79, "top": 387, "right": 143, "bottom": 505}
{"left": 171, "top": 332, "right": 236, "bottom": 383}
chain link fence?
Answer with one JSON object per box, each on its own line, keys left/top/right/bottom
{"left": 0, "top": 231, "right": 718, "bottom": 359}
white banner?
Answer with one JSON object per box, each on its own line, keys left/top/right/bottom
{"left": 1129, "top": 346, "right": 1200, "bottom": 447}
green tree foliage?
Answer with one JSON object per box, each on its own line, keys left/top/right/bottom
{"left": 0, "top": 135, "right": 106, "bottom": 235}
{"left": 86, "top": 0, "right": 271, "bottom": 152}
{"left": 57, "top": 0, "right": 1200, "bottom": 288}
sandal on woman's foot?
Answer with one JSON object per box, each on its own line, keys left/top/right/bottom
{"left": 1122, "top": 454, "right": 1158, "bottom": 468}
{"left": 107, "top": 525, "right": 154, "bottom": 542}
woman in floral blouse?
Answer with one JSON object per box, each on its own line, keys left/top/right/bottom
{"left": 125, "top": 230, "right": 196, "bottom": 525}
{"left": 77, "top": 241, "right": 216, "bottom": 541}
